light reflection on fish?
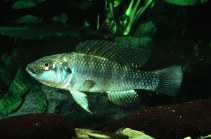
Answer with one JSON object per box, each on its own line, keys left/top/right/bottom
{"left": 26, "top": 40, "right": 183, "bottom": 113}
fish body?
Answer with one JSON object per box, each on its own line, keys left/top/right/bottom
{"left": 26, "top": 40, "right": 183, "bottom": 113}
{"left": 58, "top": 53, "right": 158, "bottom": 92}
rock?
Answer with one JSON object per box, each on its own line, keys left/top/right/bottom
{"left": 58, "top": 92, "right": 142, "bottom": 129}
{"left": 75, "top": 128, "right": 128, "bottom": 139}
{"left": 7, "top": 89, "right": 47, "bottom": 117}
{"left": 116, "top": 128, "right": 155, "bottom": 139}
{"left": 41, "top": 85, "right": 67, "bottom": 113}
{"left": 102, "top": 99, "right": 211, "bottom": 139}
{"left": 0, "top": 113, "right": 75, "bottom": 139}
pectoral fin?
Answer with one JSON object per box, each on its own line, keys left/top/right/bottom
{"left": 78, "top": 80, "right": 95, "bottom": 91}
{"left": 70, "top": 91, "right": 92, "bottom": 114}
{"left": 106, "top": 90, "right": 139, "bottom": 106}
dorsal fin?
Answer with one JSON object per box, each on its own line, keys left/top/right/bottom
{"left": 76, "top": 40, "right": 151, "bottom": 68}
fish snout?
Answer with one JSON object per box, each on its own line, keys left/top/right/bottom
{"left": 26, "top": 64, "right": 37, "bottom": 75}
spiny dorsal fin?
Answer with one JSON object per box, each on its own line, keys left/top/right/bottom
{"left": 76, "top": 40, "right": 151, "bottom": 68}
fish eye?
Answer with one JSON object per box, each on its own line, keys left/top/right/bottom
{"left": 42, "top": 60, "right": 53, "bottom": 71}
{"left": 44, "top": 63, "right": 49, "bottom": 67}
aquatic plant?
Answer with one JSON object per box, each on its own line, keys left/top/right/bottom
{"left": 163, "top": 0, "right": 208, "bottom": 6}
{"left": 0, "top": 69, "right": 29, "bottom": 117}
{"left": 12, "top": 0, "right": 46, "bottom": 9}
{"left": 104, "top": 0, "right": 154, "bottom": 35}
{"left": 0, "top": 0, "right": 210, "bottom": 133}
{"left": 102, "top": 0, "right": 208, "bottom": 35}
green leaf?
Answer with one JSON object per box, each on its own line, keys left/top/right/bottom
{"left": 12, "top": 0, "right": 46, "bottom": 10}
{"left": 115, "top": 36, "right": 153, "bottom": 49}
{"left": 0, "top": 49, "right": 21, "bottom": 85}
{"left": 15, "top": 15, "right": 42, "bottom": 23}
{"left": 0, "top": 24, "right": 80, "bottom": 39}
{"left": 134, "top": 21, "right": 157, "bottom": 37}
{"left": 51, "top": 13, "right": 68, "bottom": 24}
{"left": 0, "top": 69, "right": 29, "bottom": 117}
{"left": 163, "top": 0, "right": 208, "bottom": 6}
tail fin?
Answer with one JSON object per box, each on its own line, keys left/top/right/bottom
{"left": 156, "top": 66, "right": 183, "bottom": 96}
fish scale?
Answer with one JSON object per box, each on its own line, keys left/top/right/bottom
{"left": 71, "top": 53, "right": 159, "bottom": 92}
{"left": 26, "top": 40, "right": 183, "bottom": 113}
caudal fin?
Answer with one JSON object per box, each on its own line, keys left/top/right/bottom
{"left": 156, "top": 66, "right": 183, "bottom": 96}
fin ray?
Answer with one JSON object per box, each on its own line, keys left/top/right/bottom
{"left": 76, "top": 40, "right": 151, "bottom": 68}
{"left": 106, "top": 90, "right": 139, "bottom": 106}
{"left": 70, "top": 91, "right": 92, "bottom": 113}
{"left": 78, "top": 80, "right": 95, "bottom": 91}
{"left": 156, "top": 66, "right": 183, "bottom": 96}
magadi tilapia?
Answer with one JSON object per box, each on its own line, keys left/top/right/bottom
{"left": 26, "top": 40, "right": 183, "bottom": 113}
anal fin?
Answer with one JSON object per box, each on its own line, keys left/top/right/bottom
{"left": 106, "top": 90, "right": 139, "bottom": 106}
{"left": 70, "top": 91, "right": 92, "bottom": 114}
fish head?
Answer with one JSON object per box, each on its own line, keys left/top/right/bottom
{"left": 26, "top": 53, "right": 72, "bottom": 88}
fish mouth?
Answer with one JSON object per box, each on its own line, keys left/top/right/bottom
{"left": 26, "top": 64, "right": 36, "bottom": 76}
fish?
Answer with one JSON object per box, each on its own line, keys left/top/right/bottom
{"left": 26, "top": 40, "right": 183, "bottom": 113}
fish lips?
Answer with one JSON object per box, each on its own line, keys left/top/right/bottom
{"left": 26, "top": 64, "right": 37, "bottom": 77}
